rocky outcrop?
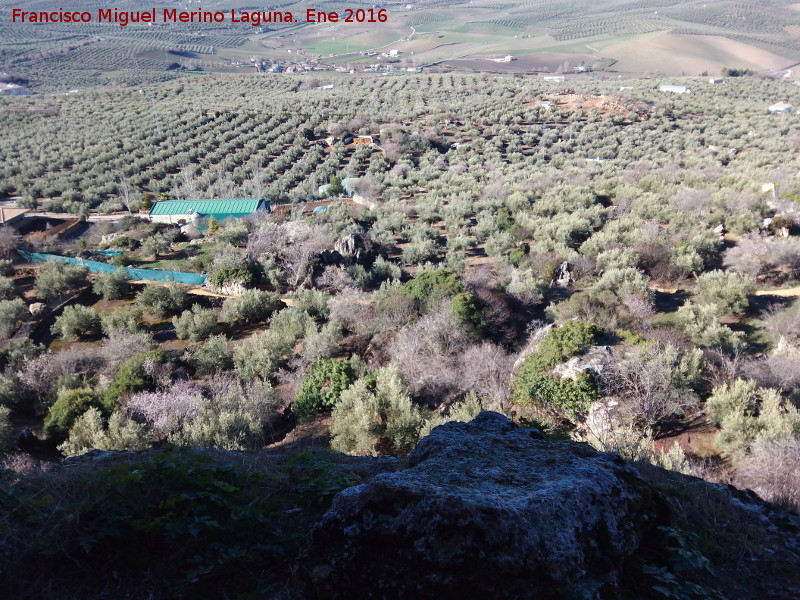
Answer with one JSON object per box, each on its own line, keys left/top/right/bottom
{"left": 551, "top": 345, "right": 611, "bottom": 381}
{"left": 549, "top": 260, "right": 573, "bottom": 288}
{"left": 310, "top": 412, "right": 667, "bottom": 600}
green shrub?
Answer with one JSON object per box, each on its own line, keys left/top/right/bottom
{"left": 706, "top": 379, "right": 758, "bottom": 426}
{"left": 402, "top": 270, "right": 462, "bottom": 307}
{"left": 676, "top": 302, "right": 744, "bottom": 351}
{"left": 135, "top": 283, "right": 186, "bottom": 319}
{"left": 527, "top": 322, "right": 599, "bottom": 373}
{"left": 58, "top": 408, "right": 151, "bottom": 457}
{"left": 714, "top": 385, "right": 800, "bottom": 457}
{"left": 102, "top": 350, "right": 165, "bottom": 409}
{"left": 0, "top": 259, "right": 14, "bottom": 276}
{"left": 0, "top": 275, "right": 17, "bottom": 300}
{"left": 509, "top": 247, "right": 525, "bottom": 267}
{"left": 140, "top": 232, "right": 169, "bottom": 258}
{"left": 694, "top": 270, "right": 755, "bottom": 315}
{"left": 233, "top": 330, "right": 294, "bottom": 380}
{"left": 0, "top": 298, "right": 27, "bottom": 339}
{"left": 173, "top": 304, "right": 218, "bottom": 341}
{"left": 506, "top": 268, "right": 546, "bottom": 304}
{"left": 331, "top": 366, "right": 424, "bottom": 455}
{"left": 512, "top": 370, "right": 599, "bottom": 419}
{"left": 51, "top": 305, "right": 100, "bottom": 339}
{"left": 35, "top": 261, "right": 88, "bottom": 300}
{"left": 451, "top": 291, "right": 486, "bottom": 333}
{"left": 208, "top": 267, "right": 254, "bottom": 288}
{"left": 0, "top": 405, "right": 12, "bottom": 450}
{"left": 288, "top": 288, "right": 330, "bottom": 319}
{"left": 293, "top": 357, "right": 356, "bottom": 421}
{"left": 44, "top": 388, "right": 104, "bottom": 442}
{"left": 401, "top": 237, "right": 441, "bottom": 266}
{"left": 670, "top": 242, "right": 703, "bottom": 277}
{"left": 370, "top": 255, "right": 402, "bottom": 283}
{"left": 592, "top": 266, "right": 652, "bottom": 300}
{"left": 595, "top": 248, "right": 639, "bottom": 273}
{"left": 183, "top": 335, "right": 233, "bottom": 376}
{"left": 101, "top": 304, "right": 144, "bottom": 335}
{"left": 220, "top": 289, "right": 282, "bottom": 324}
{"left": 92, "top": 268, "right": 130, "bottom": 300}
{"left": 0, "top": 338, "right": 44, "bottom": 372}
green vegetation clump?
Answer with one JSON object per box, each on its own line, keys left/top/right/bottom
{"left": 526, "top": 322, "right": 599, "bottom": 373}
{"left": 183, "top": 335, "right": 233, "bottom": 376}
{"left": 35, "top": 262, "right": 88, "bottom": 300}
{"left": 102, "top": 350, "right": 165, "bottom": 409}
{"left": 0, "top": 299, "right": 27, "bottom": 339}
{"left": 402, "top": 270, "right": 462, "bottom": 307}
{"left": 221, "top": 289, "right": 282, "bottom": 324}
{"left": 135, "top": 283, "right": 186, "bottom": 319}
{"left": 172, "top": 304, "right": 217, "bottom": 341}
{"left": 513, "top": 370, "right": 599, "bottom": 419}
{"left": 43, "top": 388, "right": 105, "bottom": 442}
{"left": 58, "top": 408, "right": 151, "bottom": 457}
{"left": 208, "top": 267, "right": 254, "bottom": 288}
{"left": 694, "top": 270, "right": 755, "bottom": 315}
{"left": 0, "top": 405, "right": 12, "bottom": 450}
{"left": 100, "top": 305, "right": 144, "bottom": 335}
{"left": 92, "top": 269, "right": 130, "bottom": 300}
{"left": 51, "top": 305, "right": 100, "bottom": 339}
{"left": 0, "top": 276, "right": 17, "bottom": 300}
{"left": 451, "top": 291, "right": 486, "bottom": 333}
{"left": 512, "top": 322, "right": 601, "bottom": 418}
{"left": 330, "top": 366, "right": 424, "bottom": 455}
{"left": 293, "top": 358, "right": 356, "bottom": 422}
{"left": 706, "top": 379, "right": 800, "bottom": 456}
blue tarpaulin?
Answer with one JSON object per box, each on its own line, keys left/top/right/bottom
{"left": 18, "top": 250, "right": 207, "bottom": 286}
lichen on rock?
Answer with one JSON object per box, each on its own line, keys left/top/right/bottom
{"left": 309, "top": 411, "right": 668, "bottom": 599}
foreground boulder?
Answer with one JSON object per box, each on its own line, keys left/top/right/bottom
{"left": 310, "top": 411, "right": 667, "bottom": 599}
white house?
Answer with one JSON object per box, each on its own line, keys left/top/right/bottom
{"left": 659, "top": 84, "right": 689, "bottom": 94}
{"left": 769, "top": 102, "right": 793, "bottom": 113}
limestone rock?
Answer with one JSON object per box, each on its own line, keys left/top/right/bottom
{"left": 334, "top": 232, "right": 369, "bottom": 263}
{"left": 310, "top": 411, "right": 667, "bottom": 600}
{"left": 549, "top": 260, "right": 573, "bottom": 288}
{"left": 551, "top": 345, "right": 611, "bottom": 381}
{"left": 28, "top": 302, "right": 46, "bottom": 317}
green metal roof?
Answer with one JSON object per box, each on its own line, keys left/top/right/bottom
{"left": 149, "top": 199, "right": 266, "bottom": 218}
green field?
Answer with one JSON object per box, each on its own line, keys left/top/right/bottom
{"left": 2, "top": 0, "right": 800, "bottom": 90}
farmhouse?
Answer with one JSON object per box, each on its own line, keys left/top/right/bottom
{"left": 345, "top": 135, "right": 376, "bottom": 145}
{"left": 318, "top": 177, "right": 360, "bottom": 197}
{"left": 659, "top": 84, "right": 689, "bottom": 94}
{"left": 0, "top": 82, "right": 31, "bottom": 96}
{"left": 768, "top": 102, "right": 793, "bottom": 113}
{"left": 0, "top": 207, "right": 28, "bottom": 227}
{"left": 149, "top": 198, "right": 269, "bottom": 224}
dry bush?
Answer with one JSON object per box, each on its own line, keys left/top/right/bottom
{"left": 456, "top": 343, "right": 513, "bottom": 410}
{"left": 387, "top": 307, "right": 471, "bottom": 403}
{"left": 17, "top": 348, "right": 104, "bottom": 408}
{"left": 735, "top": 438, "right": 800, "bottom": 512}
{"left": 724, "top": 233, "right": 800, "bottom": 279}
{"left": 100, "top": 331, "right": 154, "bottom": 373}
{"left": 761, "top": 300, "right": 800, "bottom": 346}
{"left": 599, "top": 343, "right": 702, "bottom": 431}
